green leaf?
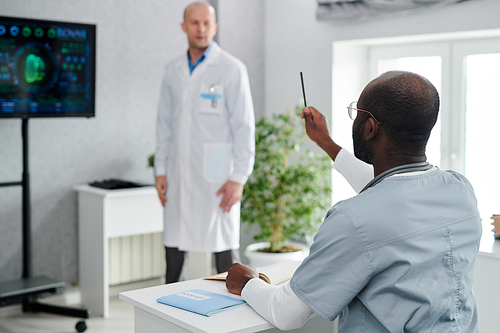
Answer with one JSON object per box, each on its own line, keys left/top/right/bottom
{"left": 241, "top": 105, "right": 332, "bottom": 252}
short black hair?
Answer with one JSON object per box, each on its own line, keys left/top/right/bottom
{"left": 362, "top": 71, "right": 439, "bottom": 155}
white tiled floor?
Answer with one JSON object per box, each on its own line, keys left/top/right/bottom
{"left": 0, "top": 297, "right": 134, "bottom": 333}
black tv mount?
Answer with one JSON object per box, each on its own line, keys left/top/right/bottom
{"left": 0, "top": 118, "right": 90, "bottom": 333}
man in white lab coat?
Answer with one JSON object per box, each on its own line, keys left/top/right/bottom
{"left": 155, "top": 1, "right": 255, "bottom": 283}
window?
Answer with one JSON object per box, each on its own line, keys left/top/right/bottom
{"left": 332, "top": 34, "right": 500, "bottom": 250}
{"left": 462, "top": 48, "right": 500, "bottom": 250}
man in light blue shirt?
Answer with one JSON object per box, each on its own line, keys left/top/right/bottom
{"left": 226, "top": 71, "right": 481, "bottom": 332}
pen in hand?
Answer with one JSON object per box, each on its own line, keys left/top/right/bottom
{"left": 300, "top": 72, "right": 307, "bottom": 107}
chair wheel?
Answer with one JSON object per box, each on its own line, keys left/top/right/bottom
{"left": 75, "top": 320, "right": 87, "bottom": 332}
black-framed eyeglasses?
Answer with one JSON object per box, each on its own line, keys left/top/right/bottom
{"left": 347, "top": 101, "right": 380, "bottom": 125}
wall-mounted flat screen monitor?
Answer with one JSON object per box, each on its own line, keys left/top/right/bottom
{"left": 0, "top": 16, "right": 96, "bottom": 118}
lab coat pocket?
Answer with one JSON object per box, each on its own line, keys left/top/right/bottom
{"left": 203, "top": 143, "right": 232, "bottom": 183}
{"left": 199, "top": 84, "right": 224, "bottom": 114}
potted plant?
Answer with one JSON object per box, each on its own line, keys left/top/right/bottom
{"left": 147, "top": 154, "right": 156, "bottom": 182}
{"left": 241, "top": 106, "right": 331, "bottom": 266}
{"left": 148, "top": 154, "right": 155, "bottom": 169}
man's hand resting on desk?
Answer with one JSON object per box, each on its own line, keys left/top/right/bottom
{"left": 226, "top": 263, "right": 259, "bottom": 295}
{"left": 226, "top": 263, "right": 316, "bottom": 331}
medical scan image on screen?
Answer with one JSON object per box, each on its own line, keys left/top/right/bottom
{"left": 0, "top": 17, "right": 96, "bottom": 117}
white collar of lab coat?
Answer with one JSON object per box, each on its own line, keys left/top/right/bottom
{"left": 175, "top": 41, "right": 223, "bottom": 71}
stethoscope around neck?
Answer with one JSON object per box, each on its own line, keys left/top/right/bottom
{"left": 359, "top": 162, "right": 433, "bottom": 194}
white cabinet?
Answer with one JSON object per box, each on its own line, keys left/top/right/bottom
{"left": 474, "top": 240, "right": 500, "bottom": 333}
{"left": 74, "top": 185, "right": 163, "bottom": 317}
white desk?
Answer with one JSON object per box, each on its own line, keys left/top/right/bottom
{"left": 74, "top": 185, "right": 163, "bottom": 317}
{"left": 117, "top": 222, "right": 496, "bottom": 333}
{"left": 119, "top": 278, "right": 335, "bottom": 333}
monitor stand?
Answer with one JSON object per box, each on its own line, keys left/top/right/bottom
{"left": 0, "top": 118, "right": 90, "bottom": 333}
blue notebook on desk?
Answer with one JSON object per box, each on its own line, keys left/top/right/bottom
{"left": 156, "top": 289, "right": 246, "bottom": 317}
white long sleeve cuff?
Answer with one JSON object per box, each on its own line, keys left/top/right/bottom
{"left": 333, "top": 148, "right": 373, "bottom": 193}
{"left": 241, "top": 279, "right": 315, "bottom": 331}
{"left": 229, "top": 173, "right": 248, "bottom": 185}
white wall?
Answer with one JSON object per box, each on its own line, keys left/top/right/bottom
{"left": 218, "top": 0, "right": 265, "bottom": 119}
{"left": 216, "top": 0, "right": 266, "bottom": 261}
{"left": 263, "top": 0, "right": 500, "bottom": 119}
{"left": 0, "top": 0, "right": 192, "bottom": 284}
{"left": 0, "top": 0, "right": 265, "bottom": 285}
{"left": 262, "top": 1, "right": 500, "bottom": 331}
{"left": 2, "top": 0, "right": 499, "bottom": 290}
{"left": 262, "top": 0, "right": 500, "bottom": 212}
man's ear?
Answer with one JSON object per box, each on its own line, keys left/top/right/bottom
{"left": 364, "top": 117, "right": 380, "bottom": 141}
{"left": 181, "top": 22, "right": 187, "bottom": 33}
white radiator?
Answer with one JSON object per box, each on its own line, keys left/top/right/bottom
{"left": 108, "top": 232, "right": 165, "bottom": 285}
